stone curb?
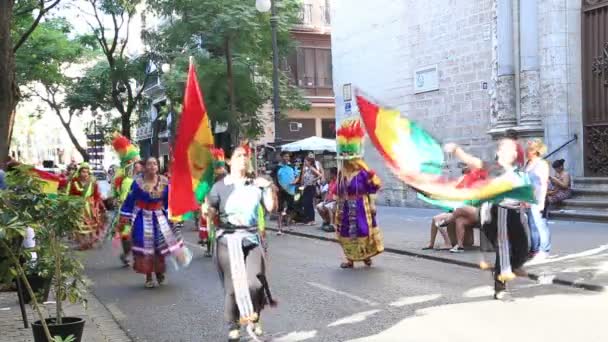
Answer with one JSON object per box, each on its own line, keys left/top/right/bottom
{"left": 84, "top": 290, "right": 134, "bottom": 342}
{"left": 265, "top": 226, "right": 606, "bottom": 293}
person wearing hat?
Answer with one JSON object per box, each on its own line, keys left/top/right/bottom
{"left": 111, "top": 134, "right": 142, "bottom": 266}
{"left": 67, "top": 162, "right": 106, "bottom": 250}
{"left": 335, "top": 119, "right": 384, "bottom": 268}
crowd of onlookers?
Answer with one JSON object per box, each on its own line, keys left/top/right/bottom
{"left": 271, "top": 151, "right": 338, "bottom": 234}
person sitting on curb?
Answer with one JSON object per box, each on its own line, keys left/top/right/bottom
{"left": 316, "top": 168, "right": 338, "bottom": 232}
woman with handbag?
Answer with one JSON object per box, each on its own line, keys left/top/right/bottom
{"left": 294, "top": 157, "right": 323, "bottom": 225}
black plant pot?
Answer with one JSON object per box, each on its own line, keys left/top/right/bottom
{"left": 32, "top": 317, "right": 85, "bottom": 342}
{"left": 17, "top": 275, "right": 52, "bottom": 304}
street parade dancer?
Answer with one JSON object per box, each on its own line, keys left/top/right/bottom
{"left": 432, "top": 139, "right": 533, "bottom": 299}
{"left": 199, "top": 147, "right": 228, "bottom": 257}
{"left": 119, "top": 157, "right": 192, "bottom": 288}
{"left": 67, "top": 162, "right": 106, "bottom": 250}
{"left": 335, "top": 118, "right": 384, "bottom": 269}
{"left": 207, "top": 144, "right": 278, "bottom": 342}
{"left": 355, "top": 94, "right": 534, "bottom": 299}
{"left": 111, "top": 134, "right": 142, "bottom": 267}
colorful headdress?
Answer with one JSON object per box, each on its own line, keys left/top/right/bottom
{"left": 239, "top": 140, "right": 252, "bottom": 157}
{"left": 112, "top": 133, "right": 140, "bottom": 167}
{"left": 336, "top": 118, "right": 365, "bottom": 159}
{"left": 210, "top": 147, "right": 226, "bottom": 168}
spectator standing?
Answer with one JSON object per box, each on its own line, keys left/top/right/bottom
{"left": 295, "top": 157, "right": 323, "bottom": 225}
{"left": 524, "top": 139, "right": 551, "bottom": 259}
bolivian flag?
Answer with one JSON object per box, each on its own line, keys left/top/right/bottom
{"left": 356, "top": 94, "right": 534, "bottom": 205}
{"left": 31, "top": 168, "right": 62, "bottom": 196}
{"left": 169, "top": 60, "right": 215, "bottom": 220}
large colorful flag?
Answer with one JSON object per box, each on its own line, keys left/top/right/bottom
{"left": 31, "top": 168, "right": 63, "bottom": 196}
{"left": 356, "top": 94, "right": 535, "bottom": 205}
{"left": 169, "top": 60, "right": 215, "bottom": 220}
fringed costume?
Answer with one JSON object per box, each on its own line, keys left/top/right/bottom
{"left": 335, "top": 119, "right": 384, "bottom": 268}
{"left": 120, "top": 174, "right": 191, "bottom": 287}
{"left": 67, "top": 162, "right": 106, "bottom": 249}
{"left": 111, "top": 134, "right": 141, "bottom": 266}
{"left": 208, "top": 144, "right": 276, "bottom": 341}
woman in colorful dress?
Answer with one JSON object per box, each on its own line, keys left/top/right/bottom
{"left": 207, "top": 144, "right": 277, "bottom": 341}
{"left": 119, "top": 157, "right": 192, "bottom": 288}
{"left": 111, "top": 134, "right": 142, "bottom": 267}
{"left": 335, "top": 119, "right": 384, "bottom": 269}
{"left": 67, "top": 162, "right": 106, "bottom": 250}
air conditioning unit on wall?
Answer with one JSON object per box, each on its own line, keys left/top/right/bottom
{"left": 289, "top": 122, "right": 303, "bottom": 132}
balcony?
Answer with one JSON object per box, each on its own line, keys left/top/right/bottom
{"left": 287, "top": 47, "right": 334, "bottom": 100}
{"left": 297, "top": 4, "right": 313, "bottom": 26}
{"left": 321, "top": 5, "right": 330, "bottom": 26}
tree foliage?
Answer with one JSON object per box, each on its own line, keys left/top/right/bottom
{"left": 145, "top": 0, "right": 309, "bottom": 140}
{"left": 18, "top": 18, "right": 98, "bottom": 161}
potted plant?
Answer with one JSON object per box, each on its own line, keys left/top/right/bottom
{"left": 0, "top": 166, "right": 87, "bottom": 342}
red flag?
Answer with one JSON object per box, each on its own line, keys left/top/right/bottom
{"left": 168, "top": 60, "right": 215, "bottom": 219}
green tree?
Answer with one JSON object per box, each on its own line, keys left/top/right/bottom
{"left": 145, "top": 0, "right": 309, "bottom": 141}
{"left": 0, "top": 0, "right": 62, "bottom": 163}
{"left": 78, "top": 0, "right": 147, "bottom": 140}
{"left": 20, "top": 18, "right": 97, "bottom": 161}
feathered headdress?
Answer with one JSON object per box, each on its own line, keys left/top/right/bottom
{"left": 336, "top": 119, "right": 365, "bottom": 159}
{"left": 112, "top": 133, "right": 140, "bottom": 167}
{"left": 239, "top": 140, "right": 252, "bottom": 157}
{"left": 210, "top": 147, "right": 226, "bottom": 168}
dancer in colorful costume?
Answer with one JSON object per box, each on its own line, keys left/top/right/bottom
{"left": 199, "top": 147, "right": 227, "bottom": 257}
{"left": 335, "top": 119, "right": 384, "bottom": 269}
{"left": 207, "top": 144, "right": 277, "bottom": 341}
{"left": 356, "top": 94, "right": 534, "bottom": 299}
{"left": 67, "top": 162, "right": 106, "bottom": 250}
{"left": 119, "top": 157, "right": 192, "bottom": 288}
{"left": 111, "top": 134, "right": 142, "bottom": 267}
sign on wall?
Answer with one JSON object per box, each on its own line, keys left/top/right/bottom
{"left": 414, "top": 65, "right": 439, "bottom": 94}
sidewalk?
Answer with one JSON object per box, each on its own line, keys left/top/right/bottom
{"left": 0, "top": 288, "right": 131, "bottom": 342}
{"left": 267, "top": 206, "right": 608, "bottom": 291}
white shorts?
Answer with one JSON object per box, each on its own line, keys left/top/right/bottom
{"left": 317, "top": 201, "right": 336, "bottom": 211}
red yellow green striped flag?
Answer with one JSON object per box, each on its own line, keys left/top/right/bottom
{"left": 169, "top": 60, "right": 215, "bottom": 220}
{"left": 31, "top": 168, "right": 62, "bottom": 196}
{"left": 356, "top": 94, "right": 534, "bottom": 204}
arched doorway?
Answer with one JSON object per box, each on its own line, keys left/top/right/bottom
{"left": 582, "top": 0, "right": 608, "bottom": 176}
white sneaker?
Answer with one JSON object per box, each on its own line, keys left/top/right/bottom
{"left": 228, "top": 329, "right": 240, "bottom": 341}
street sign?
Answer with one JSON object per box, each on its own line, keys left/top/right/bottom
{"left": 345, "top": 101, "right": 352, "bottom": 114}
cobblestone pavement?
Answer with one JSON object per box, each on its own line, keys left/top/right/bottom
{"left": 0, "top": 289, "right": 131, "bottom": 342}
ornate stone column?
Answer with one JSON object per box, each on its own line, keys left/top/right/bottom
{"left": 518, "top": 0, "right": 543, "bottom": 134}
{"left": 490, "top": 0, "right": 517, "bottom": 132}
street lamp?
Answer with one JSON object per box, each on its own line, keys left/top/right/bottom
{"left": 161, "top": 63, "right": 171, "bottom": 74}
{"left": 256, "top": 0, "right": 282, "bottom": 145}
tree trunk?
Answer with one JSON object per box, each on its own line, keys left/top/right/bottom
{"left": 56, "top": 115, "right": 90, "bottom": 161}
{"left": 224, "top": 36, "right": 238, "bottom": 146}
{"left": 121, "top": 112, "right": 131, "bottom": 139}
{"left": 0, "top": 0, "right": 17, "bottom": 162}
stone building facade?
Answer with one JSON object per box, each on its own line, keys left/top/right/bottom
{"left": 331, "top": 0, "right": 595, "bottom": 207}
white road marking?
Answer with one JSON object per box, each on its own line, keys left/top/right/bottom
{"left": 526, "top": 245, "right": 608, "bottom": 266}
{"left": 462, "top": 286, "right": 494, "bottom": 298}
{"left": 307, "top": 282, "right": 379, "bottom": 306}
{"left": 327, "top": 310, "right": 381, "bottom": 327}
{"left": 274, "top": 331, "right": 318, "bottom": 342}
{"left": 389, "top": 294, "right": 442, "bottom": 307}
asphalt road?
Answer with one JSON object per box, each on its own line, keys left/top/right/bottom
{"left": 85, "top": 228, "right": 601, "bottom": 342}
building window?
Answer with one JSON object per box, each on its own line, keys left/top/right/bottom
{"left": 298, "top": 3, "right": 313, "bottom": 25}
{"left": 321, "top": 119, "right": 335, "bottom": 139}
{"left": 321, "top": 0, "right": 331, "bottom": 25}
{"left": 294, "top": 47, "right": 333, "bottom": 89}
